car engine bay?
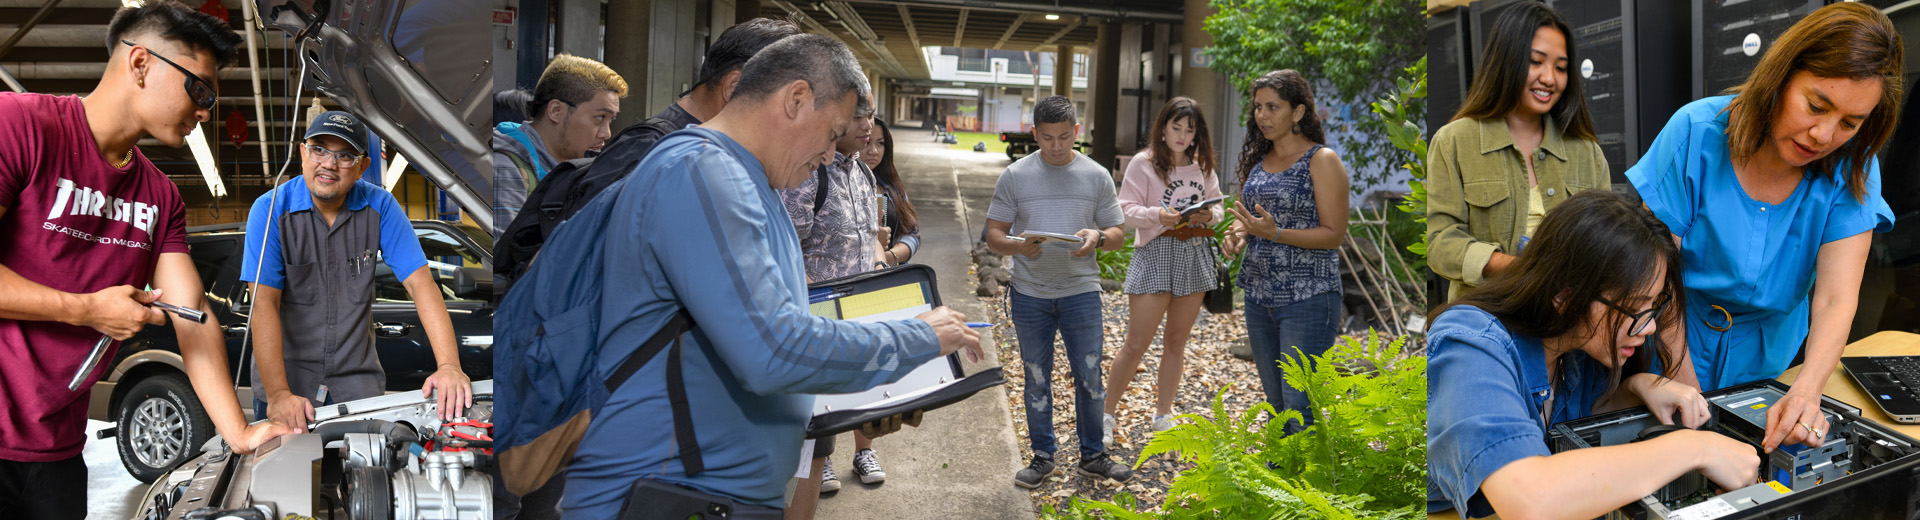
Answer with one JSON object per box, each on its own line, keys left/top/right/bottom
{"left": 134, "top": 381, "right": 495, "bottom": 520}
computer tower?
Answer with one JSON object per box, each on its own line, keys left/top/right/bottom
{"left": 1470, "top": 0, "right": 1542, "bottom": 67}
{"left": 1549, "top": 379, "right": 1920, "bottom": 519}
{"left": 1693, "top": 0, "right": 1829, "bottom": 99}
{"left": 1547, "top": 0, "right": 1689, "bottom": 184}
{"left": 1428, "top": 5, "right": 1474, "bottom": 135}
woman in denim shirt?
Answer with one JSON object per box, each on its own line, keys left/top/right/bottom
{"left": 1428, "top": 191, "right": 1758, "bottom": 519}
{"left": 1221, "top": 70, "right": 1348, "bottom": 436}
{"left": 1427, "top": 2, "right": 1609, "bottom": 303}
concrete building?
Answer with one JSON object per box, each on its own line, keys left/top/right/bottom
{"left": 491, "top": 0, "right": 1252, "bottom": 181}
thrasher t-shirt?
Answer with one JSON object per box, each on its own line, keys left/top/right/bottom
{"left": 0, "top": 92, "right": 189, "bottom": 462}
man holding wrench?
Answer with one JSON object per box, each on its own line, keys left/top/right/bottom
{"left": 0, "top": 3, "right": 293, "bottom": 518}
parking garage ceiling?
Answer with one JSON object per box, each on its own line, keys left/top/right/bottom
{"left": 759, "top": 0, "right": 1184, "bottom": 80}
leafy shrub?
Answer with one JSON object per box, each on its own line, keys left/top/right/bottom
{"left": 1043, "top": 331, "right": 1426, "bottom": 520}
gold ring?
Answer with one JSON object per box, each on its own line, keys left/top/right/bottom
{"left": 1800, "top": 422, "right": 1813, "bottom": 433}
{"left": 1706, "top": 305, "right": 1732, "bottom": 332}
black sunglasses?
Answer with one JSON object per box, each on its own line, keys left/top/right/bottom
{"left": 123, "top": 40, "right": 217, "bottom": 110}
{"left": 1597, "top": 291, "right": 1674, "bottom": 337}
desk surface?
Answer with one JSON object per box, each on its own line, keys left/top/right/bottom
{"left": 1427, "top": 330, "right": 1920, "bottom": 520}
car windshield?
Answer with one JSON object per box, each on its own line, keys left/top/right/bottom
{"left": 375, "top": 227, "right": 488, "bottom": 303}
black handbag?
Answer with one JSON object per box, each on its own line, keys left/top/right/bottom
{"left": 1205, "top": 236, "right": 1234, "bottom": 314}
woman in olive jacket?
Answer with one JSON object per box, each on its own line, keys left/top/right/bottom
{"left": 1427, "top": 1, "right": 1609, "bottom": 303}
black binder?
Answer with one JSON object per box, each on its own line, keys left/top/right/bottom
{"left": 802, "top": 264, "right": 1006, "bottom": 438}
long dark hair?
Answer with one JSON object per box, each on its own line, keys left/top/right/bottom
{"left": 1147, "top": 97, "right": 1216, "bottom": 183}
{"left": 1237, "top": 70, "right": 1325, "bottom": 191}
{"left": 1451, "top": 2, "right": 1597, "bottom": 143}
{"left": 870, "top": 120, "right": 918, "bottom": 236}
{"left": 1722, "top": 2, "right": 1902, "bottom": 202}
{"left": 1429, "top": 190, "right": 1687, "bottom": 404}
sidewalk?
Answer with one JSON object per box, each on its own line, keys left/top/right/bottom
{"left": 812, "top": 139, "right": 1035, "bottom": 519}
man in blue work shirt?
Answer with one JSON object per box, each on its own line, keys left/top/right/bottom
{"left": 558, "top": 34, "right": 982, "bottom": 518}
{"left": 241, "top": 111, "right": 474, "bottom": 429}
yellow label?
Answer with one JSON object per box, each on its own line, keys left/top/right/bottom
{"left": 838, "top": 283, "right": 926, "bottom": 319}
{"left": 1766, "top": 480, "right": 1791, "bottom": 494}
{"left": 1751, "top": 404, "right": 1768, "bottom": 409}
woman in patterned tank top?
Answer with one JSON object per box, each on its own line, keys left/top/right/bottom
{"left": 1222, "top": 70, "right": 1351, "bottom": 436}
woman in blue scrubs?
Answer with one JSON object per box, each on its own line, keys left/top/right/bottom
{"left": 1428, "top": 191, "right": 1757, "bottom": 519}
{"left": 1629, "top": 2, "right": 1901, "bottom": 453}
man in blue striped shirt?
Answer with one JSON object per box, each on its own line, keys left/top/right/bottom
{"left": 556, "top": 34, "right": 982, "bottom": 518}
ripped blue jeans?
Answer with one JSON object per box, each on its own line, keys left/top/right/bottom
{"left": 1008, "top": 288, "right": 1107, "bottom": 459}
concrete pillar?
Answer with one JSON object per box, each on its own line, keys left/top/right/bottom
{"left": 515, "top": 0, "right": 550, "bottom": 88}
{"left": 1091, "top": 21, "right": 1120, "bottom": 172}
{"left": 735, "top": 0, "right": 761, "bottom": 24}
{"left": 1178, "top": 0, "right": 1226, "bottom": 179}
{"left": 605, "top": 0, "right": 651, "bottom": 131}
{"left": 868, "top": 70, "right": 884, "bottom": 119}
{"left": 1052, "top": 44, "right": 1072, "bottom": 100}
{"left": 558, "top": 0, "right": 600, "bottom": 58}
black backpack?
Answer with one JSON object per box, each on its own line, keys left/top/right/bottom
{"left": 495, "top": 117, "right": 683, "bottom": 294}
{"left": 495, "top": 116, "right": 835, "bottom": 295}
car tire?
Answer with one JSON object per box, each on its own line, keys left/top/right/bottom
{"left": 115, "top": 374, "right": 213, "bottom": 483}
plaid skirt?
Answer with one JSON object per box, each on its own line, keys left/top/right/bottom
{"left": 1124, "top": 235, "right": 1219, "bottom": 296}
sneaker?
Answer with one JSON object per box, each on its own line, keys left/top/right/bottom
{"left": 1077, "top": 454, "right": 1133, "bottom": 482}
{"left": 1153, "top": 414, "right": 1176, "bottom": 432}
{"left": 1102, "top": 413, "right": 1116, "bottom": 447}
{"left": 819, "top": 459, "right": 842, "bottom": 494}
{"left": 1012, "top": 455, "right": 1057, "bottom": 489}
{"left": 852, "top": 449, "right": 886, "bottom": 485}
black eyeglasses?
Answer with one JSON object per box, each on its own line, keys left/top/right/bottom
{"left": 1597, "top": 291, "right": 1673, "bottom": 337}
{"left": 122, "top": 40, "right": 217, "bottom": 110}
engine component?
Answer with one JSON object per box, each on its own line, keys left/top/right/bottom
{"left": 347, "top": 466, "right": 393, "bottom": 520}
{"left": 344, "top": 432, "right": 392, "bottom": 471}
{"left": 391, "top": 451, "right": 490, "bottom": 520}
{"left": 244, "top": 433, "right": 325, "bottom": 517}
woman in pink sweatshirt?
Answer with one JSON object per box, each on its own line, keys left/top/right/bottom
{"left": 1101, "top": 97, "right": 1225, "bottom": 442}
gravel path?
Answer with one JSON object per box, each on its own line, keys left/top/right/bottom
{"left": 976, "top": 288, "right": 1276, "bottom": 515}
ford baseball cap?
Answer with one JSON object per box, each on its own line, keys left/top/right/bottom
{"left": 304, "top": 110, "right": 369, "bottom": 154}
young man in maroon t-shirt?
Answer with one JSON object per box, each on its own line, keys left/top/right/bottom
{"left": 0, "top": 3, "right": 292, "bottom": 518}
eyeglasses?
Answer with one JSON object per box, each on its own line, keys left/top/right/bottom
{"left": 1597, "top": 291, "right": 1673, "bottom": 337}
{"left": 122, "top": 40, "right": 217, "bottom": 110}
{"left": 306, "top": 144, "right": 363, "bottom": 165}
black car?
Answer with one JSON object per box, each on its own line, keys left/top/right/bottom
{"left": 996, "top": 131, "right": 1089, "bottom": 161}
{"left": 87, "top": 219, "right": 495, "bottom": 482}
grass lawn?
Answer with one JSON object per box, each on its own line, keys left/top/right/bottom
{"left": 947, "top": 131, "right": 1010, "bottom": 154}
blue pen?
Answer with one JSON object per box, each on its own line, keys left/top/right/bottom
{"left": 966, "top": 322, "right": 996, "bottom": 328}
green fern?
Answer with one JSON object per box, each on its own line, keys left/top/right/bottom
{"left": 1044, "top": 330, "right": 1426, "bottom": 520}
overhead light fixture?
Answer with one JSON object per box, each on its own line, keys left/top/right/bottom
{"left": 385, "top": 153, "right": 411, "bottom": 192}
{"left": 184, "top": 123, "right": 226, "bottom": 198}
{"left": 1045, "top": 14, "right": 1060, "bottom": 20}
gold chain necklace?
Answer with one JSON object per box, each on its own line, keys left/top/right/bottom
{"left": 112, "top": 147, "right": 133, "bottom": 168}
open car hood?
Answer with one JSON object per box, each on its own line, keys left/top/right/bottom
{"left": 256, "top": 0, "right": 494, "bottom": 232}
